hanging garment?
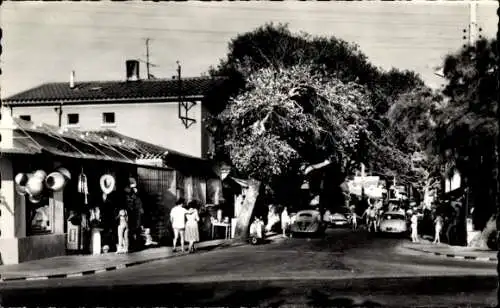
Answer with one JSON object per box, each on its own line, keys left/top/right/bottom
{"left": 78, "top": 172, "right": 89, "bottom": 205}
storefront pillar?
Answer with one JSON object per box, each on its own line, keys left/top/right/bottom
{"left": 184, "top": 176, "right": 193, "bottom": 202}
{"left": 0, "top": 157, "right": 25, "bottom": 264}
{"left": 51, "top": 191, "right": 65, "bottom": 234}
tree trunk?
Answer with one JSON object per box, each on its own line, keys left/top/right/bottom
{"left": 234, "top": 179, "right": 261, "bottom": 240}
{"left": 470, "top": 215, "right": 496, "bottom": 249}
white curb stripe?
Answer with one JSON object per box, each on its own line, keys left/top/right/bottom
{"left": 94, "top": 269, "right": 107, "bottom": 274}
{"left": 66, "top": 273, "right": 83, "bottom": 278}
{"left": 26, "top": 276, "right": 49, "bottom": 281}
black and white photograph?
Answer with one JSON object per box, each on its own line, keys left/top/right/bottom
{"left": 0, "top": 1, "right": 500, "bottom": 307}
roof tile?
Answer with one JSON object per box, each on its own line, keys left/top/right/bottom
{"left": 4, "top": 77, "right": 226, "bottom": 105}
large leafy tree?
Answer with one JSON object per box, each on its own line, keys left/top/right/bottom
{"left": 438, "top": 39, "right": 499, "bottom": 246}
{"left": 220, "top": 65, "right": 372, "bottom": 237}
{"left": 387, "top": 86, "right": 445, "bottom": 203}
{"left": 390, "top": 38, "right": 499, "bottom": 247}
{"left": 208, "top": 23, "right": 425, "bottom": 184}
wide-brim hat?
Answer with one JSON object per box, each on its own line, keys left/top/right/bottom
{"left": 14, "top": 173, "right": 29, "bottom": 196}
{"left": 28, "top": 193, "right": 43, "bottom": 204}
{"left": 15, "top": 173, "right": 29, "bottom": 186}
{"left": 15, "top": 184, "right": 27, "bottom": 196}
{"left": 25, "top": 175, "right": 44, "bottom": 197}
{"left": 100, "top": 174, "right": 116, "bottom": 195}
{"left": 56, "top": 167, "right": 71, "bottom": 180}
{"left": 33, "top": 170, "right": 47, "bottom": 180}
{"left": 45, "top": 171, "right": 67, "bottom": 192}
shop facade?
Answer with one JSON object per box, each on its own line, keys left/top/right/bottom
{"left": 0, "top": 110, "right": 223, "bottom": 264}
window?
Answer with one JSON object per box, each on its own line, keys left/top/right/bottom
{"left": 102, "top": 112, "right": 115, "bottom": 125}
{"left": 19, "top": 115, "right": 31, "bottom": 121}
{"left": 67, "top": 113, "right": 79, "bottom": 125}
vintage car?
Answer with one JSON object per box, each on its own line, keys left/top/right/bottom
{"left": 378, "top": 211, "right": 408, "bottom": 235}
{"left": 290, "top": 209, "right": 325, "bottom": 236}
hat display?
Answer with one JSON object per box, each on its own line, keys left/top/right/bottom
{"left": 100, "top": 174, "right": 116, "bottom": 195}
{"left": 56, "top": 167, "right": 71, "bottom": 180}
{"left": 28, "top": 193, "right": 43, "bottom": 204}
{"left": 15, "top": 183, "right": 27, "bottom": 196}
{"left": 15, "top": 173, "right": 29, "bottom": 186}
{"left": 14, "top": 173, "right": 29, "bottom": 196}
{"left": 25, "top": 175, "right": 44, "bottom": 197}
{"left": 33, "top": 170, "right": 47, "bottom": 180}
{"left": 45, "top": 171, "right": 68, "bottom": 192}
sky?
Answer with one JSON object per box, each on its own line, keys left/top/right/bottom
{"left": 1, "top": 1, "right": 498, "bottom": 98}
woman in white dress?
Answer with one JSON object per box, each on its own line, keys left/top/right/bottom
{"left": 281, "top": 207, "right": 291, "bottom": 238}
{"left": 185, "top": 202, "right": 200, "bottom": 253}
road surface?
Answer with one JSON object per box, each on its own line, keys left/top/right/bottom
{"left": 1, "top": 228, "right": 497, "bottom": 307}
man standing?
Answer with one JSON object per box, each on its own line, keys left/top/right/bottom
{"left": 125, "top": 178, "right": 144, "bottom": 251}
{"left": 170, "top": 198, "right": 188, "bottom": 252}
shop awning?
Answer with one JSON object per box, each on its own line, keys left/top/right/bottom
{"left": 4, "top": 117, "right": 218, "bottom": 176}
{"left": 2, "top": 118, "right": 163, "bottom": 165}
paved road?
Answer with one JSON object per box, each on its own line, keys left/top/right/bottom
{"left": 1, "top": 228, "right": 497, "bottom": 307}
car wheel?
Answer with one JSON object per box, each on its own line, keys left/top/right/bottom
{"left": 251, "top": 237, "right": 258, "bottom": 245}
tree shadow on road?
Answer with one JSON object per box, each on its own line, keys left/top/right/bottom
{"left": 307, "top": 289, "right": 383, "bottom": 308}
{"left": 212, "top": 285, "right": 284, "bottom": 307}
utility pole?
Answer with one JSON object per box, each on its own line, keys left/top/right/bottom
{"left": 177, "top": 60, "right": 183, "bottom": 126}
{"left": 145, "top": 38, "right": 151, "bottom": 80}
{"left": 468, "top": 2, "right": 478, "bottom": 46}
{"left": 143, "top": 38, "right": 157, "bottom": 80}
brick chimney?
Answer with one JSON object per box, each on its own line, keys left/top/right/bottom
{"left": 126, "top": 60, "right": 140, "bottom": 81}
{"left": 70, "top": 70, "right": 75, "bottom": 89}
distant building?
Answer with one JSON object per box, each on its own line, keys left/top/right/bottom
{"left": 3, "top": 60, "right": 225, "bottom": 159}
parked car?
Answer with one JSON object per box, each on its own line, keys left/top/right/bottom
{"left": 378, "top": 212, "right": 408, "bottom": 235}
{"left": 290, "top": 209, "right": 325, "bottom": 236}
{"left": 329, "top": 212, "right": 350, "bottom": 228}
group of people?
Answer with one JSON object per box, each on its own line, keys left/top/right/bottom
{"left": 170, "top": 198, "right": 201, "bottom": 253}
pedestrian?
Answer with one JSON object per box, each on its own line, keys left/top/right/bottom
{"left": 281, "top": 206, "right": 291, "bottom": 238}
{"left": 433, "top": 214, "right": 443, "bottom": 244}
{"left": 411, "top": 212, "right": 419, "bottom": 243}
{"left": 351, "top": 212, "right": 358, "bottom": 231}
{"left": 125, "top": 178, "right": 144, "bottom": 251}
{"left": 185, "top": 201, "right": 200, "bottom": 253}
{"left": 170, "top": 198, "right": 188, "bottom": 253}
{"left": 364, "top": 206, "right": 377, "bottom": 232}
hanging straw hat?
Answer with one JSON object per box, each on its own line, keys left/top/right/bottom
{"left": 56, "top": 167, "right": 71, "bottom": 180}
{"left": 45, "top": 171, "right": 68, "bottom": 192}
{"left": 33, "top": 170, "right": 47, "bottom": 180}
{"left": 14, "top": 173, "right": 29, "bottom": 195}
{"left": 25, "top": 174, "right": 44, "bottom": 198}
{"left": 100, "top": 174, "right": 116, "bottom": 195}
{"left": 28, "top": 193, "right": 43, "bottom": 204}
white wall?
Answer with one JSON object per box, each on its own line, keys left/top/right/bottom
{"left": 11, "top": 101, "right": 205, "bottom": 158}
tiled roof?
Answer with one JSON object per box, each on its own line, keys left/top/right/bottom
{"left": 3, "top": 77, "right": 226, "bottom": 105}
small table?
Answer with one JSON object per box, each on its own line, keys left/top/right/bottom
{"left": 211, "top": 222, "right": 231, "bottom": 239}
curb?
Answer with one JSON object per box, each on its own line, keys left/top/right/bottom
{"left": 405, "top": 245, "right": 498, "bottom": 262}
{"left": 0, "top": 240, "right": 245, "bottom": 283}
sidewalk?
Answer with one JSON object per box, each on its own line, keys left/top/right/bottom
{"left": 0, "top": 233, "right": 284, "bottom": 282}
{"left": 402, "top": 238, "right": 497, "bottom": 262}
{"left": 0, "top": 238, "right": 243, "bottom": 282}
